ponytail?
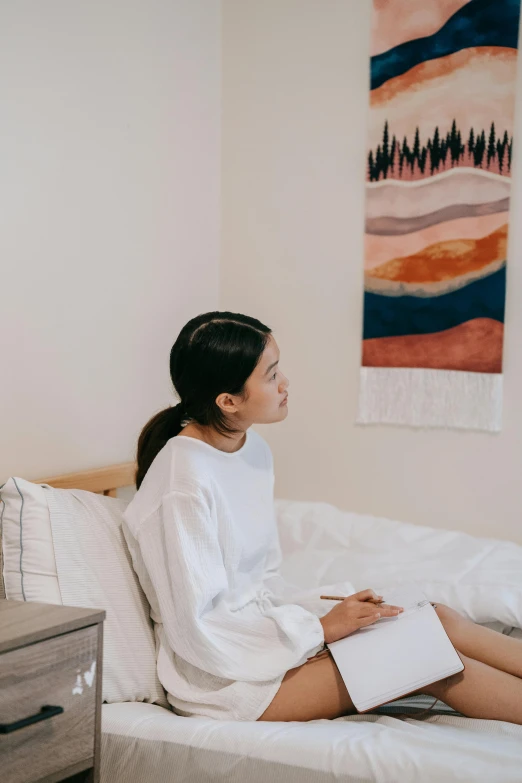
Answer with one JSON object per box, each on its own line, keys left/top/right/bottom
{"left": 135, "top": 403, "right": 185, "bottom": 490}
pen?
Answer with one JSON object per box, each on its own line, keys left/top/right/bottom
{"left": 319, "top": 595, "right": 437, "bottom": 609}
{"left": 320, "top": 595, "right": 384, "bottom": 603}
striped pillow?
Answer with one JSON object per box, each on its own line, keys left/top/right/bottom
{"left": 0, "top": 478, "right": 167, "bottom": 707}
{"left": 0, "top": 479, "right": 61, "bottom": 604}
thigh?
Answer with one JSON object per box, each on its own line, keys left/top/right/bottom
{"left": 258, "top": 650, "right": 357, "bottom": 722}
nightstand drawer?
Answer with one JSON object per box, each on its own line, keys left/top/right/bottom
{"left": 0, "top": 623, "right": 98, "bottom": 783}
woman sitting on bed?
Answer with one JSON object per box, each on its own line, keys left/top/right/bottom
{"left": 122, "top": 311, "right": 522, "bottom": 724}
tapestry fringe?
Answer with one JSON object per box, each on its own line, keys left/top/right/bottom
{"left": 357, "top": 368, "right": 502, "bottom": 432}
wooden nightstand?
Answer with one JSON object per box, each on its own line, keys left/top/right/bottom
{"left": 0, "top": 600, "right": 105, "bottom": 783}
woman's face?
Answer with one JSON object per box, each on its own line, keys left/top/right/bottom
{"left": 218, "top": 334, "right": 290, "bottom": 425}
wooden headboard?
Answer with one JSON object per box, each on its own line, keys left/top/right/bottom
{"left": 36, "top": 462, "right": 136, "bottom": 497}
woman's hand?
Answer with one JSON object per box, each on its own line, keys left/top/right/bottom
{"left": 319, "top": 589, "right": 404, "bottom": 645}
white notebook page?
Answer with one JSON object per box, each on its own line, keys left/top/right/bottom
{"left": 327, "top": 589, "right": 464, "bottom": 712}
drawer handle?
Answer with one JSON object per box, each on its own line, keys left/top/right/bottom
{"left": 0, "top": 705, "right": 64, "bottom": 734}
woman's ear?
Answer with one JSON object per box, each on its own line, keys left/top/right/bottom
{"left": 215, "top": 393, "right": 239, "bottom": 415}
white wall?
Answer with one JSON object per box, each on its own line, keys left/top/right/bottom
{"left": 0, "top": 0, "right": 220, "bottom": 480}
{"left": 3, "top": 0, "right": 521, "bottom": 543}
{"left": 222, "top": 0, "right": 522, "bottom": 542}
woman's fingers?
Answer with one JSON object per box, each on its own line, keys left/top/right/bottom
{"left": 383, "top": 604, "right": 403, "bottom": 614}
{"left": 358, "top": 604, "right": 382, "bottom": 618}
{"left": 358, "top": 603, "right": 402, "bottom": 618}
{"left": 353, "top": 588, "right": 382, "bottom": 603}
{"left": 358, "top": 612, "right": 382, "bottom": 627}
{"left": 378, "top": 604, "right": 403, "bottom": 616}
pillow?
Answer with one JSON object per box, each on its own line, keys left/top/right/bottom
{"left": 0, "top": 477, "right": 167, "bottom": 707}
{"left": 0, "top": 479, "right": 61, "bottom": 603}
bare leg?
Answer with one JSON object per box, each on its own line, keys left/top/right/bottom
{"left": 258, "top": 650, "right": 356, "bottom": 721}
{"left": 425, "top": 653, "right": 522, "bottom": 725}
{"left": 259, "top": 648, "right": 522, "bottom": 725}
{"left": 259, "top": 607, "right": 522, "bottom": 723}
{"left": 435, "top": 604, "right": 522, "bottom": 678}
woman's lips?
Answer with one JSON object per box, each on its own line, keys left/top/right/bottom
{"left": 280, "top": 395, "right": 288, "bottom": 406}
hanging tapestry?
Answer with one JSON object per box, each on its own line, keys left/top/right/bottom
{"left": 357, "top": 0, "right": 520, "bottom": 431}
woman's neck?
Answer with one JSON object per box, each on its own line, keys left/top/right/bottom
{"left": 179, "top": 422, "right": 248, "bottom": 454}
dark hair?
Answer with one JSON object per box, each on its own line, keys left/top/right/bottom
{"left": 135, "top": 311, "right": 272, "bottom": 489}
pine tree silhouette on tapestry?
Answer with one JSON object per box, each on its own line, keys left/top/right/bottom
{"left": 368, "top": 121, "right": 514, "bottom": 181}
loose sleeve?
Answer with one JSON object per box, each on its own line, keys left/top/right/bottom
{"left": 136, "top": 489, "right": 325, "bottom": 682}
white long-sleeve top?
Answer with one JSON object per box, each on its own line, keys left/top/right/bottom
{"left": 122, "top": 428, "right": 350, "bottom": 721}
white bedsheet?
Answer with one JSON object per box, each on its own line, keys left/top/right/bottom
{"left": 274, "top": 499, "right": 522, "bottom": 630}
{"left": 101, "top": 500, "right": 522, "bottom": 783}
{"left": 101, "top": 701, "right": 522, "bottom": 783}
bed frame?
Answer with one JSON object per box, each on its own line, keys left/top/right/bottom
{"left": 36, "top": 462, "right": 136, "bottom": 496}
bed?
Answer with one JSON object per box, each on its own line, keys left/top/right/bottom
{"left": 2, "top": 462, "right": 522, "bottom": 783}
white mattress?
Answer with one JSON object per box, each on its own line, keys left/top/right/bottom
{"left": 101, "top": 700, "right": 522, "bottom": 783}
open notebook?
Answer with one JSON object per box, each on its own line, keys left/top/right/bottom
{"left": 327, "top": 586, "right": 464, "bottom": 713}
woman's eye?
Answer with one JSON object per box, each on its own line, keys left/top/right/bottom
{"left": 271, "top": 372, "right": 277, "bottom": 380}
